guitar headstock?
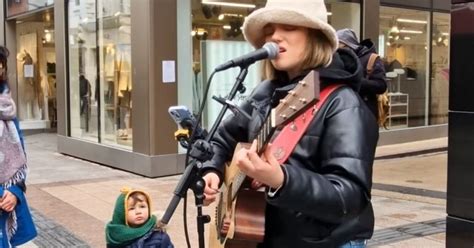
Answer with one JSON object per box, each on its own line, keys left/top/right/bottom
{"left": 272, "top": 70, "right": 320, "bottom": 128}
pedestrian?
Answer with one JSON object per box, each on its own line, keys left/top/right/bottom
{"left": 105, "top": 187, "right": 174, "bottom": 248}
{"left": 0, "top": 45, "right": 37, "bottom": 247}
{"left": 337, "top": 28, "right": 388, "bottom": 123}
{"left": 202, "top": 0, "right": 378, "bottom": 247}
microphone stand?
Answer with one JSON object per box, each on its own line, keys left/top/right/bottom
{"left": 160, "top": 66, "right": 249, "bottom": 248}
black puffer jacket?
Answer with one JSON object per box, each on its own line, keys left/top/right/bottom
{"left": 204, "top": 48, "right": 378, "bottom": 247}
{"left": 357, "top": 39, "right": 388, "bottom": 119}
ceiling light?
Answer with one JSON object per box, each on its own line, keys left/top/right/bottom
{"left": 223, "top": 25, "right": 231, "bottom": 30}
{"left": 396, "top": 18, "right": 427, "bottom": 24}
{"left": 202, "top": 1, "right": 256, "bottom": 9}
{"left": 327, "top": 12, "right": 332, "bottom": 16}
{"left": 404, "top": 37, "right": 411, "bottom": 40}
{"left": 399, "top": 29, "right": 423, "bottom": 34}
{"left": 442, "top": 32, "right": 449, "bottom": 36}
{"left": 218, "top": 14, "right": 225, "bottom": 20}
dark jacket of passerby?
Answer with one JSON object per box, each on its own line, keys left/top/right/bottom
{"left": 337, "top": 29, "right": 387, "bottom": 120}
{"left": 203, "top": 48, "right": 378, "bottom": 247}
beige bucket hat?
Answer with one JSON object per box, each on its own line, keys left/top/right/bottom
{"left": 243, "top": 0, "right": 338, "bottom": 52}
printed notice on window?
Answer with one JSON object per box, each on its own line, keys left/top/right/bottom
{"left": 24, "top": 64, "right": 34, "bottom": 78}
{"left": 162, "top": 60, "right": 176, "bottom": 83}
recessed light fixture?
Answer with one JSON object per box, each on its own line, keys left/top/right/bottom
{"left": 399, "top": 29, "right": 423, "bottom": 34}
{"left": 202, "top": 1, "right": 256, "bottom": 9}
{"left": 396, "top": 18, "right": 427, "bottom": 24}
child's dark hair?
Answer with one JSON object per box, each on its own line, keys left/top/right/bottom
{"left": 128, "top": 192, "right": 148, "bottom": 206}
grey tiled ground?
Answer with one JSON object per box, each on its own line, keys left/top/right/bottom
{"left": 369, "top": 218, "right": 445, "bottom": 246}
{"left": 31, "top": 208, "right": 89, "bottom": 248}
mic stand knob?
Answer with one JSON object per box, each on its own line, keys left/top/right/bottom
{"left": 189, "top": 139, "right": 214, "bottom": 162}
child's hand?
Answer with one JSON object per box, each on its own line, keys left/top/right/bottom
{"left": 0, "top": 190, "right": 18, "bottom": 212}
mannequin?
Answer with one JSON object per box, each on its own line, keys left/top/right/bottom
{"left": 17, "top": 50, "right": 41, "bottom": 120}
{"left": 116, "top": 52, "right": 132, "bottom": 139}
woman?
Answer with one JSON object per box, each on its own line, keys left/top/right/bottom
{"left": 202, "top": 0, "right": 378, "bottom": 247}
{"left": 0, "top": 46, "right": 37, "bottom": 247}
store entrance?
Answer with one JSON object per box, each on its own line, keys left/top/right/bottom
{"left": 13, "top": 8, "right": 57, "bottom": 131}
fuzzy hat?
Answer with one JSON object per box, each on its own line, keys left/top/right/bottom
{"left": 105, "top": 187, "right": 157, "bottom": 246}
{"left": 336, "top": 28, "right": 360, "bottom": 50}
{"left": 243, "top": 0, "right": 338, "bottom": 52}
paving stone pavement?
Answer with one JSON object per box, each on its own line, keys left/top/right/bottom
{"left": 30, "top": 209, "right": 89, "bottom": 248}
{"left": 19, "top": 133, "right": 447, "bottom": 247}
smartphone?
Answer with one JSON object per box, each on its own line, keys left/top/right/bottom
{"left": 168, "top": 106, "right": 205, "bottom": 139}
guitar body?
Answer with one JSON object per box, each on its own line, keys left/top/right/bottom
{"left": 209, "top": 143, "right": 266, "bottom": 248}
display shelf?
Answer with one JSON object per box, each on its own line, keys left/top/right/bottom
{"left": 387, "top": 92, "right": 409, "bottom": 129}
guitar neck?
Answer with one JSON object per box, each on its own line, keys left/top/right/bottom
{"left": 256, "top": 116, "right": 276, "bottom": 155}
{"left": 231, "top": 116, "right": 275, "bottom": 199}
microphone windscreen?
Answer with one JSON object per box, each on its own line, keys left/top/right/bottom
{"left": 262, "top": 42, "right": 279, "bottom": 59}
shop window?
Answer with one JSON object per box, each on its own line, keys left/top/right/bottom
{"left": 6, "top": 0, "right": 53, "bottom": 17}
{"left": 179, "top": 0, "right": 360, "bottom": 130}
{"left": 67, "top": 0, "right": 132, "bottom": 148}
{"left": 430, "top": 12, "right": 450, "bottom": 125}
{"left": 15, "top": 13, "right": 56, "bottom": 129}
{"left": 379, "top": 7, "right": 430, "bottom": 129}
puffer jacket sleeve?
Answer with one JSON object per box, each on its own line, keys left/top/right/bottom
{"left": 267, "top": 88, "right": 378, "bottom": 224}
{"left": 201, "top": 80, "right": 274, "bottom": 181}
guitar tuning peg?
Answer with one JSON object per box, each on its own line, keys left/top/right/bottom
{"left": 299, "top": 98, "right": 307, "bottom": 103}
{"left": 279, "top": 99, "right": 287, "bottom": 104}
{"left": 290, "top": 106, "right": 297, "bottom": 111}
{"left": 288, "top": 90, "right": 296, "bottom": 96}
{"left": 279, "top": 114, "right": 288, "bottom": 119}
{"left": 299, "top": 80, "right": 307, "bottom": 86}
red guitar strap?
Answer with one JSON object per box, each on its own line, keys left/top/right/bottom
{"left": 271, "top": 84, "right": 344, "bottom": 164}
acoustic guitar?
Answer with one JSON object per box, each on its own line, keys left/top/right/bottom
{"left": 209, "top": 71, "right": 320, "bottom": 248}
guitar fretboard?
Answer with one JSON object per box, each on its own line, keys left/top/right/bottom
{"left": 231, "top": 116, "right": 275, "bottom": 200}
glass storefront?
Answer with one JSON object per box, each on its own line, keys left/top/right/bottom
{"left": 67, "top": 0, "right": 132, "bottom": 148}
{"left": 430, "top": 12, "right": 450, "bottom": 125}
{"left": 379, "top": 6, "right": 450, "bottom": 129}
{"left": 15, "top": 10, "right": 56, "bottom": 129}
{"left": 379, "top": 7, "right": 431, "bottom": 129}
{"left": 182, "top": 0, "right": 361, "bottom": 129}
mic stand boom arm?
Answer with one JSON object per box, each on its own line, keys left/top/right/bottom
{"left": 160, "top": 66, "right": 249, "bottom": 248}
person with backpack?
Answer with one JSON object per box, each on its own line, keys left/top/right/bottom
{"left": 337, "top": 28, "right": 388, "bottom": 127}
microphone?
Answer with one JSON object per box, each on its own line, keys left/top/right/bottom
{"left": 214, "top": 42, "right": 279, "bottom": 72}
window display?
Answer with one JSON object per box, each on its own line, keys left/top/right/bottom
{"left": 430, "top": 12, "right": 450, "bottom": 125}
{"left": 15, "top": 22, "right": 56, "bottom": 129}
{"left": 379, "top": 7, "right": 430, "bottom": 129}
{"left": 68, "top": 0, "right": 132, "bottom": 147}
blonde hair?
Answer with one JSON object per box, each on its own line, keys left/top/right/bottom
{"left": 262, "top": 29, "right": 333, "bottom": 80}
